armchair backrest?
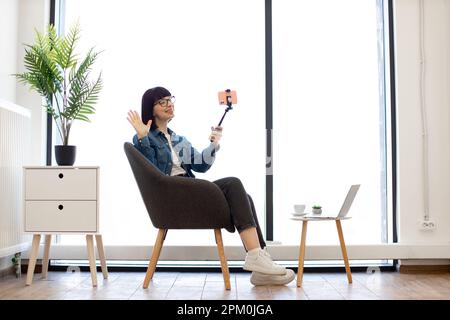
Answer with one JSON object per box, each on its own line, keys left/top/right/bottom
{"left": 124, "top": 142, "right": 165, "bottom": 216}
{"left": 124, "top": 142, "right": 234, "bottom": 231}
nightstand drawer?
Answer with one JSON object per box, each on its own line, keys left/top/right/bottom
{"left": 25, "top": 201, "right": 97, "bottom": 232}
{"left": 25, "top": 168, "right": 97, "bottom": 200}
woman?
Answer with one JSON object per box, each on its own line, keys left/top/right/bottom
{"left": 127, "top": 86, "right": 294, "bottom": 286}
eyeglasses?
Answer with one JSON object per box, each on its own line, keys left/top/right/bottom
{"left": 155, "top": 96, "right": 176, "bottom": 107}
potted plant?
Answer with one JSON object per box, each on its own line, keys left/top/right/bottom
{"left": 15, "top": 22, "right": 103, "bottom": 166}
{"left": 312, "top": 205, "right": 322, "bottom": 214}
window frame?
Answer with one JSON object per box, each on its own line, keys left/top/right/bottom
{"left": 48, "top": 0, "right": 398, "bottom": 268}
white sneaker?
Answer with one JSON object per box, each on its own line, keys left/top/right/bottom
{"left": 243, "top": 249, "right": 287, "bottom": 275}
{"left": 250, "top": 269, "right": 296, "bottom": 286}
{"left": 262, "top": 247, "right": 273, "bottom": 260}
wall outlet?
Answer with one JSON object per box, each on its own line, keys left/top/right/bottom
{"left": 418, "top": 220, "right": 436, "bottom": 230}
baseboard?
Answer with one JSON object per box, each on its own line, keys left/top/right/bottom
{"left": 398, "top": 264, "right": 450, "bottom": 274}
{"left": 26, "top": 243, "right": 450, "bottom": 260}
{"left": 0, "top": 266, "right": 15, "bottom": 278}
{"left": 21, "top": 261, "right": 42, "bottom": 274}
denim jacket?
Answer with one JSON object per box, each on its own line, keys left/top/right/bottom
{"left": 132, "top": 127, "right": 219, "bottom": 178}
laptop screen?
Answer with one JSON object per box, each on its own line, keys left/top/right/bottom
{"left": 337, "top": 184, "right": 360, "bottom": 217}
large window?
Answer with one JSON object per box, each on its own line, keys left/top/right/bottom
{"left": 56, "top": 0, "right": 391, "bottom": 251}
{"left": 59, "top": 0, "right": 266, "bottom": 246}
{"left": 272, "top": 0, "right": 390, "bottom": 245}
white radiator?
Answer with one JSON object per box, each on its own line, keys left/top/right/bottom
{"left": 0, "top": 99, "right": 32, "bottom": 258}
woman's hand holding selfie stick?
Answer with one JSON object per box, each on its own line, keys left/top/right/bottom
{"left": 209, "top": 126, "right": 223, "bottom": 145}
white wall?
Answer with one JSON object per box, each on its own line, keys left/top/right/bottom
{"left": 0, "top": 0, "right": 19, "bottom": 273}
{"left": 14, "top": 0, "right": 49, "bottom": 165}
{"left": 0, "top": 0, "right": 19, "bottom": 102}
{"left": 395, "top": 0, "right": 450, "bottom": 245}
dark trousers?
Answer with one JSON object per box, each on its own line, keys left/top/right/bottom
{"left": 213, "top": 177, "right": 266, "bottom": 249}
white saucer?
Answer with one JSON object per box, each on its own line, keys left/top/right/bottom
{"left": 291, "top": 212, "right": 306, "bottom": 217}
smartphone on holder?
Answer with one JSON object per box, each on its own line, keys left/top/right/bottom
{"left": 218, "top": 90, "right": 237, "bottom": 105}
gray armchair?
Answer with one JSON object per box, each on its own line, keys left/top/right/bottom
{"left": 124, "top": 142, "right": 234, "bottom": 290}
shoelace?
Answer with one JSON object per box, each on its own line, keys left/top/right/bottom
{"left": 261, "top": 248, "right": 273, "bottom": 261}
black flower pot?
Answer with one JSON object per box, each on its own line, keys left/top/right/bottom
{"left": 55, "top": 145, "right": 76, "bottom": 166}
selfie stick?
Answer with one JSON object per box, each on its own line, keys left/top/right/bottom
{"left": 217, "top": 89, "right": 233, "bottom": 126}
{"left": 210, "top": 89, "right": 233, "bottom": 142}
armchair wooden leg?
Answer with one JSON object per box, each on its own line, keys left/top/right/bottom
{"left": 143, "top": 229, "right": 167, "bottom": 289}
{"left": 336, "top": 220, "right": 352, "bottom": 284}
{"left": 214, "top": 229, "right": 231, "bottom": 290}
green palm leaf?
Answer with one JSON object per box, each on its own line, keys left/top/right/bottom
{"left": 70, "top": 73, "right": 103, "bottom": 122}
{"left": 58, "top": 22, "right": 80, "bottom": 69}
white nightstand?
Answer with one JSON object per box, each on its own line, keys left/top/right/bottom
{"left": 23, "top": 166, "right": 108, "bottom": 287}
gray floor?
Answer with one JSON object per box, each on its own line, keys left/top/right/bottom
{"left": 1, "top": 270, "right": 450, "bottom": 300}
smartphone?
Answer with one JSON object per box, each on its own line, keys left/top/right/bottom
{"left": 218, "top": 90, "right": 237, "bottom": 105}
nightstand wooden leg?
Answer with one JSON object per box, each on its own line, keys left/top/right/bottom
{"left": 86, "top": 235, "right": 98, "bottom": 287}
{"left": 297, "top": 221, "right": 308, "bottom": 287}
{"left": 41, "top": 235, "right": 52, "bottom": 279}
{"left": 95, "top": 234, "right": 108, "bottom": 279}
{"left": 26, "top": 234, "right": 41, "bottom": 286}
{"left": 336, "top": 220, "right": 352, "bottom": 284}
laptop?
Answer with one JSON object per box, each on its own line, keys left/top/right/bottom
{"left": 303, "top": 184, "right": 360, "bottom": 219}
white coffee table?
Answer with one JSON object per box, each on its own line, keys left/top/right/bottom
{"left": 291, "top": 215, "right": 352, "bottom": 287}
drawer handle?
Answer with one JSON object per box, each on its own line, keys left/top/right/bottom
{"left": 58, "top": 173, "right": 64, "bottom": 179}
{"left": 58, "top": 204, "right": 64, "bottom": 210}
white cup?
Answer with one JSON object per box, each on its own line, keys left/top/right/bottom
{"left": 294, "top": 204, "right": 306, "bottom": 214}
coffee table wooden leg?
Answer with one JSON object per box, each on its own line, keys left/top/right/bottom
{"left": 297, "top": 221, "right": 308, "bottom": 287}
{"left": 41, "top": 234, "right": 52, "bottom": 279}
{"left": 95, "top": 234, "right": 108, "bottom": 279}
{"left": 336, "top": 220, "right": 352, "bottom": 284}
{"left": 26, "top": 234, "right": 41, "bottom": 286}
{"left": 86, "top": 235, "right": 98, "bottom": 287}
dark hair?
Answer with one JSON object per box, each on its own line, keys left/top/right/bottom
{"left": 141, "top": 86, "right": 171, "bottom": 130}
